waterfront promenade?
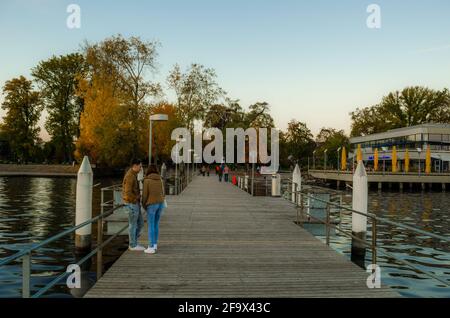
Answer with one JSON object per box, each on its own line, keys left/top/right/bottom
{"left": 85, "top": 175, "right": 397, "bottom": 298}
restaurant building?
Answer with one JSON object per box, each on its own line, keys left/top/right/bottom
{"left": 350, "top": 124, "right": 450, "bottom": 173}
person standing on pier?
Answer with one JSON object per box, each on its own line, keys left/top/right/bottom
{"left": 122, "top": 159, "right": 145, "bottom": 251}
{"left": 142, "top": 164, "right": 166, "bottom": 254}
{"left": 218, "top": 163, "right": 224, "bottom": 182}
{"left": 201, "top": 165, "right": 206, "bottom": 176}
{"left": 223, "top": 165, "right": 230, "bottom": 182}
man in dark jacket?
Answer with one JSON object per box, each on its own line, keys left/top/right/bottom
{"left": 122, "top": 159, "right": 145, "bottom": 251}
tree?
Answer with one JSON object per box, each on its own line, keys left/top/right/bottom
{"left": 32, "top": 53, "right": 85, "bottom": 162}
{"left": 95, "top": 35, "right": 162, "bottom": 155}
{"left": 280, "top": 120, "right": 315, "bottom": 168}
{"left": 204, "top": 99, "right": 246, "bottom": 131}
{"left": 75, "top": 35, "right": 161, "bottom": 166}
{"left": 167, "top": 63, "right": 225, "bottom": 129}
{"left": 1, "top": 76, "right": 42, "bottom": 163}
{"left": 245, "top": 102, "right": 274, "bottom": 128}
{"left": 350, "top": 86, "right": 450, "bottom": 137}
{"left": 316, "top": 128, "right": 349, "bottom": 169}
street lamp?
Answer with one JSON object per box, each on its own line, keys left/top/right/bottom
{"left": 175, "top": 137, "right": 186, "bottom": 194}
{"left": 149, "top": 114, "right": 168, "bottom": 166}
{"left": 188, "top": 149, "right": 195, "bottom": 182}
{"left": 417, "top": 147, "right": 422, "bottom": 176}
{"left": 324, "top": 149, "right": 328, "bottom": 171}
{"left": 382, "top": 146, "right": 388, "bottom": 175}
{"left": 250, "top": 150, "right": 257, "bottom": 196}
{"left": 313, "top": 150, "right": 317, "bottom": 170}
{"left": 337, "top": 147, "right": 342, "bottom": 172}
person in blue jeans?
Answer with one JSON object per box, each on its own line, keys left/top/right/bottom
{"left": 122, "top": 159, "right": 145, "bottom": 251}
{"left": 141, "top": 164, "right": 166, "bottom": 254}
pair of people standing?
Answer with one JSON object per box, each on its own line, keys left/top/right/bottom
{"left": 217, "top": 164, "right": 230, "bottom": 182}
{"left": 122, "top": 159, "right": 165, "bottom": 254}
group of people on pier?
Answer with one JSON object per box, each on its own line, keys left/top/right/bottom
{"left": 200, "top": 164, "right": 230, "bottom": 182}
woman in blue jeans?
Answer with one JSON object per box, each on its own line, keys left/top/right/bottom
{"left": 141, "top": 164, "right": 166, "bottom": 254}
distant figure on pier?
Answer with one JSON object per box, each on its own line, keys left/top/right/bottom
{"left": 206, "top": 165, "right": 210, "bottom": 176}
{"left": 223, "top": 165, "right": 230, "bottom": 182}
{"left": 122, "top": 159, "right": 145, "bottom": 252}
{"left": 142, "top": 164, "right": 166, "bottom": 254}
{"left": 215, "top": 165, "right": 219, "bottom": 175}
{"left": 201, "top": 165, "right": 206, "bottom": 176}
{"left": 218, "top": 164, "right": 224, "bottom": 182}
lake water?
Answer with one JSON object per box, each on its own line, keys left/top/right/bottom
{"left": 0, "top": 176, "right": 127, "bottom": 298}
{"left": 0, "top": 177, "right": 449, "bottom": 297}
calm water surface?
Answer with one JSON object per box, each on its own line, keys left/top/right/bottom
{"left": 0, "top": 177, "right": 126, "bottom": 298}
{"left": 0, "top": 177, "right": 449, "bottom": 297}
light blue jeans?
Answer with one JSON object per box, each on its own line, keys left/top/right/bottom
{"left": 126, "top": 203, "right": 144, "bottom": 248}
{"left": 146, "top": 203, "right": 164, "bottom": 247}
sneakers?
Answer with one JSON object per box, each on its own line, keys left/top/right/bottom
{"left": 144, "top": 247, "right": 156, "bottom": 254}
{"left": 153, "top": 244, "right": 158, "bottom": 250}
{"left": 129, "top": 245, "right": 145, "bottom": 251}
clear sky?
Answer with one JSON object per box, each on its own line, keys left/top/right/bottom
{"left": 1, "top": 0, "right": 450, "bottom": 139}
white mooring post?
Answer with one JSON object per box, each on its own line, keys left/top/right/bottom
{"left": 271, "top": 174, "right": 281, "bottom": 197}
{"left": 75, "top": 156, "right": 93, "bottom": 251}
{"left": 351, "top": 161, "right": 368, "bottom": 257}
{"left": 292, "top": 164, "right": 301, "bottom": 204}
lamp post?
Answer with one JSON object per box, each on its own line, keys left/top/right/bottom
{"left": 382, "top": 146, "right": 388, "bottom": 175}
{"left": 175, "top": 137, "right": 186, "bottom": 194}
{"left": 324, "top": 149, "right": 328, "bottom": 171}
{"left": 250, "top": 151, "right": 257, "bottom": 195}
{"left": 337, "top": 147, "right": 341, "bottom": 172}
{"left": 417, "top": 148, "right": 422, "bottom": 176}
{"left": 148, "top": 114, "right": 168, "bottom": 166}
{"left": 188, "top": 149, "right": 195, "bottom": 182}
{"left": 313, "top": 150, "right": 317, "bottom": 170}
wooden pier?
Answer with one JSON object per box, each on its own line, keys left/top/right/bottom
{"left": 86, "top": 175, "right": 398, "bottom": 298}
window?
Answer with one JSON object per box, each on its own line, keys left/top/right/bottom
{"left": 429, "top": 134, "right": 442, "bottom": 142}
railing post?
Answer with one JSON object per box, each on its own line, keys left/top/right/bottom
{"left": 300, "top": 192, "right": 304, "bottom": 221}
{"left": 97, "top": 189, "right": 104, "bottom": 280}
{"left": 372, "top": 218, "right": 377, "bottom": 265}
{"left": 22, "top": 253, "right": 31, "bottom": 298}
{"left": 326, "top": 203, "right": 331, "bottom": 246}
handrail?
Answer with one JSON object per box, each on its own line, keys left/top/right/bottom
{"left": 0, "top": 203, "right": 126, "bottom": 298}
{"left": 280, "top": 179, "right": 450, "bottom": 287}
{"left": 290, "top": 188, "right": 449, "bottom": 242}
{"left": 32, "top": 222, "right": 129, "bottom": 298}
{"left": 284, "top": 178, "right": 450, "bottom": 242}
{"left": 308, "top": 169, "right": 450, "bottom": 177}
{"left": 0, "top": 204, "right": 123, "bottom": 267}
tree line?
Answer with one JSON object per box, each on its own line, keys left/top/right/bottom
{"left": 1, "top": 34, "right": 449, "bottom": 168}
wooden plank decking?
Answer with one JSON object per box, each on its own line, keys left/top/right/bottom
{"left": 85, "top": 175, "right": 398, "bottom": 298}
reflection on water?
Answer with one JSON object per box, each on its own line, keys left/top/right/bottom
{"left": 305, "top": 191, "right": 450, "bottom": 298}
{"left": 0, "top": 176, "right": 125, "bottom": 298}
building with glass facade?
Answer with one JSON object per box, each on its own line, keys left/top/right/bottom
{"left": 350, "top": 124, "right": 450, "bottom": 172}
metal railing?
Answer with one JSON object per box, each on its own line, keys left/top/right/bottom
{"left": 282, "top": 179, "right": 450, "bottom": 287}
{"left": 309, "top": 169, "right": 450, "bottom": 177}
{"left": 0, "top": 190, "right": 127, "bottom": 298}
